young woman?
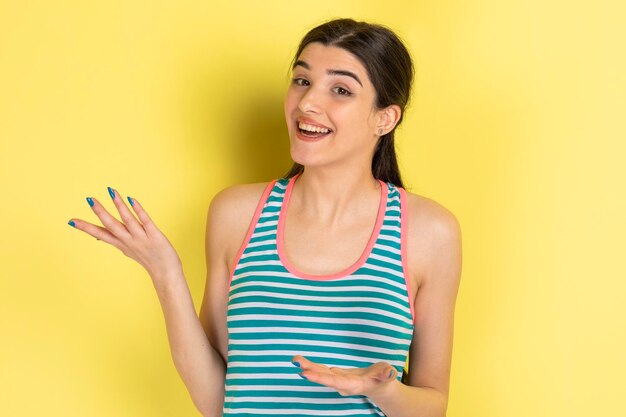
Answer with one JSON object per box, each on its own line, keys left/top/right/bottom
{"left": 68, "top": 18, "right": 462, "bottom": 417}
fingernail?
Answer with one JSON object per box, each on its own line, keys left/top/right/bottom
{"left": 107, "top": 187, "right": 115, "bottom": 199}
{"left": 127, "top": 196, "right": 134, "bottom": 206}
{"left": 388, "top": 369, "right": 395, "bottom": 378}
{"left": 86, "top": 197, "right": 94, "bottom": 207}
{"left": 68, "top": 220, "right": 76, "bottom": 227}
{"left": 298, "top": 373, "right": 308, "bottom": 380}
{"left": 292, "top": 361, "right": 301, "bottom": 368}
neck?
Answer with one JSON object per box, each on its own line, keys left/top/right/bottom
{"left": 289, "top": 164, "right": 381, "bottom": 226}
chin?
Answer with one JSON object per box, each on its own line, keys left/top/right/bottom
{"left": 289, "top": 142, "right": 326, "bottom": 168}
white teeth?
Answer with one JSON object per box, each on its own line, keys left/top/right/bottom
{"left": 298, "top": 122, "right": 330, "bottom": 134}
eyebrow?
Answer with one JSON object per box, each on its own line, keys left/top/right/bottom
{"left": 292, "top": 60, "right": 363, "bottom": 87}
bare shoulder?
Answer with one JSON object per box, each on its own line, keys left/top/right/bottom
{"left": 208, "top": 181, "right": 273, "bottom": 218}
{"left": 402, "top": 190, "right": 463, "bottom": 290}
{"left": 403, "top": 191, "right": 462, "bottom": 245}
{"left": 206, "top": 181, "right": 274, "bottom": 268}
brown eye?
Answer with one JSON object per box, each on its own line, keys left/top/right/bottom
{"left": 332, "top": 86, "right": 352, "bottom": 96}
{"left": 293, "top": 78, "right": 310, "bottom": 86}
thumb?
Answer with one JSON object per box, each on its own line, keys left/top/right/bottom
{"left": 374, "top": 365, "right": 397, "bottom": 382}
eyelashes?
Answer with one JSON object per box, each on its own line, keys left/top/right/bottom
{"left": 291, "top": 78, "right": 353, "bottom": 96}
{"left": 332, "top": 86, "right": 352, "bottom": 96}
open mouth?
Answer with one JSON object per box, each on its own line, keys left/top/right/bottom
{"left": 297, "top": 121, "right": 333, "bottom": 139}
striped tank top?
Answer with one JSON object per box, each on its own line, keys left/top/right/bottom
{"left": 224, "top": 174, "right": 416, "bottom": 416}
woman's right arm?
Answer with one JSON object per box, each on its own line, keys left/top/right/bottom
{"left": 68, "top": 188, "right": 228, "bottom": 416}
{"left": 152, "top": 266, "right": 225, "bottom": 416}
{"left": 195, "top": 183, "right": 272, "bottom": 414}
{"left": 157, "top": 180, "right": 270, "bottom": 414}
{"left": 147, "top": 182, "right": 266, "bottom": 416}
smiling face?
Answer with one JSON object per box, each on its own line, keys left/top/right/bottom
{"left": 284, "top": 42, "right": 383, "bottom": 171}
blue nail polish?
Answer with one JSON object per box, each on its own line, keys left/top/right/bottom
{"left": 107, "top": 187, "right": 115, "bottom": 199}
{"left": 299, "top": 373, "right": 308, "bottom": 380}
{"left": 86, "top": 197, "right": 94, "bottom": 207}
{"left": 127, "top": 196, "right": 134, "bottom": 206}
{"left": 388, "top": 369, "right": 395, "bottom": 378}
{"left": 68, "top": 220, "right": 76, "bottom": 227}
{"left": 292, "top": 361, "right": 301, "bottom": 368}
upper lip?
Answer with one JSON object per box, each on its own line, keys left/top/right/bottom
{"left": 296, "top": 117, "right": 333, "bottom": 131}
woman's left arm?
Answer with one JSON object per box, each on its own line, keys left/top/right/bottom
{"left": 294, "top": 196, "right": 463, "bottom": 417}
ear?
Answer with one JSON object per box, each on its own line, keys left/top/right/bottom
{"left": 375, "top": 104, "right": 402, "bottom": 136}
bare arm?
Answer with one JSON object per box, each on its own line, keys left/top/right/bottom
{"left": 68, "top": 188, "right": 226, "bottom": 416}
{"left": 197, "top": 182, "right": 273, "bottom": 413}
{"left": 153, "top": 270, "right": 226, "bottom": 416}
{"left": 164, "top": 182, "right": 271, "bottom": 415}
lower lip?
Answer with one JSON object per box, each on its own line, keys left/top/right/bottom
{"left": 295, "top": 127, "right": 333, "bottom": 142}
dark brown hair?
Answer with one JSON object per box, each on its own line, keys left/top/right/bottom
{"left": 284, "top": 18, "right": 414, "bottom": 188}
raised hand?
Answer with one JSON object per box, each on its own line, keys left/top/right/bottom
{"left": 292, "top": 355, "right": 398, "bottom": 398}
{"left": 68, "top": 186, "right": 182, "bottom": 285}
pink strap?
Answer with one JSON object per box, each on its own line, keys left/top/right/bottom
{"left": 228, "top": 180, "right": 277, "bottom": 288}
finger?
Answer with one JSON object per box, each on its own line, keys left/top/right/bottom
{"left": 86, "top": 196, "right": 131, "bottom": 240}
{"left": 125, "top": 195, "right": 161, "bottom": 236}
{"left": 68, "top": 218, "right": 124, "bottom": 248}
{"left": 106, "top": 187, "right": 146, "bottom": 237}
{"left": 291, "top": 356, "right": 330, "bottom": 373}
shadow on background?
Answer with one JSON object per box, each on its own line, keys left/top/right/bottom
{"left": 229, "top": 90, "right": 294, "bottom": 184}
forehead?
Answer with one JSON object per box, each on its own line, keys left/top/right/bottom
{"left": 294, "top": 43, "right": 369, "bottom": 80}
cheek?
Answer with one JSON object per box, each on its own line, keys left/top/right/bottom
{"left": 333, "top": 104, "right": 373, "bottom": 132}
{"left": 284, "top": 87, "right": 301, "bottom": 109}
{"left": 284, "top": 93, "right": 300, "bottom": 122}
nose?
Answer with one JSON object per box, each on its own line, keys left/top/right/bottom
{"left": 297, "top": 86, "right": 322, "bottom": 114}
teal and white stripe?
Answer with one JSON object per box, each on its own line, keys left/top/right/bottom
{"left": 224, "top": 177, "right": 414, "bottom": 416}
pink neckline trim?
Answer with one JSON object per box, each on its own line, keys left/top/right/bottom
{"left": 277, "top": 174, "right": 388, "bottom": 280}
{"left": 399, "top": 187, "right": 416, "bottom": 323}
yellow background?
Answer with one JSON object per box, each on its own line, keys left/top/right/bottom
{"left": 1, "top": 1, "right": 624, "bottom": 416}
